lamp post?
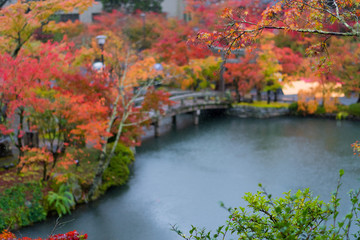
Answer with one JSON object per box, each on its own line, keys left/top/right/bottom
{"left": 154, "top": 63, "right": 163, "bottom": 71}
{"left": 96, "top": 35, "right": 107, "bottom": 68}
{"left": 153, "top": 63, "right": 163, "bottom": 88}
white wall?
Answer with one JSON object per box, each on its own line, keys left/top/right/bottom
{"left": 79, "top": 2, "right": 103, "bottom": 23}
{"left": 161, "top": 0, "right": 185, "bottom": 19}
{"left": 4, "top": 0, "right": 184, "bottom": 22}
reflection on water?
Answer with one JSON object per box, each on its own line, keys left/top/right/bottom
{"left": 19, "top": 113, "right": 360, "bottom": 240}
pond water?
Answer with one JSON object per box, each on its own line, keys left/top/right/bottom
{"left": 18, "top": 113, "right": 360, "bottom": 239}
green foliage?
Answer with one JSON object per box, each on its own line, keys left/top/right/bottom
{"left": 348, "top": 103, "right": 360, "bottom": 116}
{"left": 337, "top": 104, "right": 349, "bottom": 112}
{"left": 272, "top": 32, "right": 306, "bottom": 55}
{"left": 46, "top": 184, "right": 75, "bottom": 217}
{"left": 0, "top": 182, "right": 46, "bottom": 231}
{"left": 183, "top": 57, "right": 221, "bottom": 91}
{"left": 123, "top": 23, "right": 160, "bottom": 51}
{"left": 288, "top": 102, "right": 299, "bottom": 114}
{"left": 236, "top": 101, "right": 290, "bottom": 108}
{"left": 315, "top": 105, "right": 326, "bottom": 115}
{"left": 100, "top": 143, "right": 134, "bottom": 192}
{"left": 173, "top": 170, "right": 360, "bottom": 239}
{"left": 336, "top": 111, "right": 349, "bottom": 120}
{"left": 64, "top": 147, "right": 101, "bottom": 191}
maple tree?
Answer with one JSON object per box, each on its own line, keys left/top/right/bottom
{"left": 193, "top": 0, "right": 360, "bottom": 103}
{"left": 328, "top": 37, "right": 360, "bottom": 102}
{"left": 150, "top": 16, "right": 211, "bottom": 66}
{"left": 258, "top": 42, "right": 284, "bottom": 103}
{"left": 195, "top": 0, "right": 360, "bottom": 103}
{"left": 0, "top": 50, "right": 51, "bottom": 156}
{"left": 181, "top": 56, "right": 221, "bottom": 90}
{"left": 297, "top": 89, "right": 320, "bottom": 115}
{"left": 274, "top": 46, "right": 303, "bottom": 79}
{"left": 223, "top": 53, "right": 263, "bottom": 102}
{"left": 0, "top": 5, "right": 174, "bottom": 196}
{"left": 87, "top": 53, "right": 171, "bottom": 199}
{"left": 123, "top": 12, "right": 162, "bottom": 51}
{"left": 19, "top": 147, "right": 55, "bottom": 181}
{"left": 198, "top": 0, "right": 360, "bottom": 50}
{"left": 0, "top": 0, "right": 98, "bottom": 162}
{"left": 184, "top": 0, "right": 265, "bottom": 33}
{"left": 81, "top": 14, "right": 174, "bottom": 198}
{"left": 0, "top": 0, "right": 94, "bottom": 57}
{"left": 0, "top": 40, "right": 110, "bottom": 167}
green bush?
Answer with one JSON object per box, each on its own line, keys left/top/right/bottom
{"left": 0, "top": 182, "right": 46, "bottom": 230}
{"left": 100, "top": 143, "right": 135, "bottom": 192}
{"left": 288, "top": 102, "right": 299, "bottom": 114}
{"left": 46, "top": 184, "right": 75, "bottom": 217}
{"left": 64, "top": 147, "right": 101, "bottom": 192}
{"left": 336, "top": 111, "right": 349, "bottom": 120}
{"left": 349, "top": 103, "right": 360, "bottom": 116}
{"left": 315, "top": 105, "right": 326, "bottom": 114}
{"left": 337, "top": 104, "right": 349, "bottom": 112}
{"left": 173, "top": 170, "right": 360, "bottom": 239}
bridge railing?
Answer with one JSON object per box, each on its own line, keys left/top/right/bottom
{"left": 169, "top": 91, "right": 231, "bottom": 106}
{"left": 134, "top": 90, "right": 232, "bottom": 107}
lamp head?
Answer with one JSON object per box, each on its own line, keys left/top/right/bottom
{"left": 96, "top": 35, "right": 107, "bottom": 47}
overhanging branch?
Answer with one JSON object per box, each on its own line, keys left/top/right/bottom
{"left": 238, "top": 25, "right": 359, "bottom": 37}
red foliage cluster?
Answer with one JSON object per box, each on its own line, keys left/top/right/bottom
{"left": 0, "top": 230, "right": 87, "bottom": 240}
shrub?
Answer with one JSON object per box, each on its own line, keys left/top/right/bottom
{"left": 336, "top": 111, "right": 349, "bottom": 120}
{"left": 288, "top": 102, "right": 298, "bottom": 114}
{"left": 173, "top": 170, "right": 360, "bottom": 239}
{"left": 315, "top": 105, "right": 326, "bottom": 114}
{"left": 0, "top": 182, "right": 46, "bottom": 231}
{"left": 337, "top": 104, "right": 349, "bottom": 112}
{"left": 100, "top": 143, "right": 135, "bottom": 192}
{"left": 60, "top": 147, "right": 101, "bottom": 193}
{"left": 0, "top": 229, "right": 88, "bottom": 240}
{"left": 349, "top": 103, "right": 360, "bottom": 116}
{"left": 323, "top": 97, "right": 339, "bottom": 113}
{"left": 46, "top": 184, "right": 75, "bottom": 217}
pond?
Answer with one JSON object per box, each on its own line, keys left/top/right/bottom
{"left": 19, "top": 113, "right": 360, "bottom": 239}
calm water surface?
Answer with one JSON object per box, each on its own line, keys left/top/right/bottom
{"left": 19, "top": 114, "right": 360, "bottom": 239}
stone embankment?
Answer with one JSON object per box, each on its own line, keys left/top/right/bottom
{"left": 227, "top": 105, "right": 290, "bottom": 118}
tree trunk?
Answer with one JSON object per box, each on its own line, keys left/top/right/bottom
{"left": 233, "top": 79, "right": 241, "bottom": 102}
{"left": 0, "top": 101, "right": 7, "bottom": 123}
{"left": 12, "top": 44, "right": 22, "bottom": 58}
{"left": 87, "top": 150, "right": 108, "bottom": 200}
{"left": 88, "top": 54, "right": 157, "bottom": 201}
{"left": 16, "top": 107, "right": 25, "bottom": 163}
{"left": 87, "top": 93, "right": 123, "bottom": 200}
{"left": 43, "top": 160, "right": 47, "bottom": 181}
{"left": 257, "top": 89, "right": 262, "bottom": 101}
{"left": 88, "top": 110, "right": 128, "bottom": 200}
{"left": 357, "top": 94, "right": 360, "bottom": 103}
{"left": 274, "top": 91, "right": 278, "bottom": 102}
{"left": 267, "top": 90, "right": 271, "bottom": 104}
{"left": 52, "top": 152, "right": 59, "bottom": 169}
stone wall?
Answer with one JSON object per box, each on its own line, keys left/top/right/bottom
{"left": 226, "top": 105, "right": 290, "bottom": 118}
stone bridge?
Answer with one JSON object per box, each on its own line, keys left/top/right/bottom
{"left": 135, "top": 91, "right": 233, "bottom": 137}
